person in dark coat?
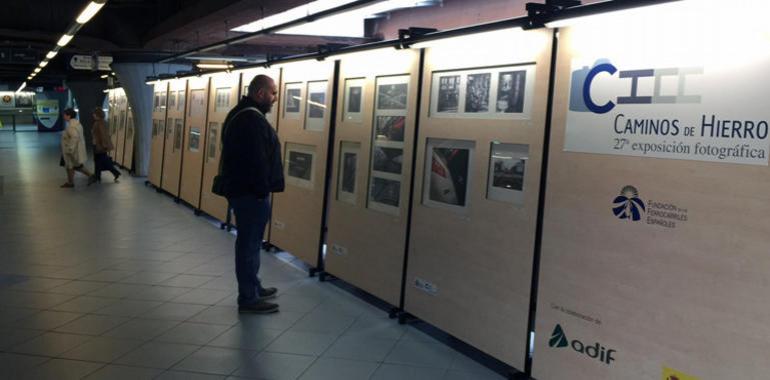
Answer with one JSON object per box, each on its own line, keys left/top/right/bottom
{"left": 220, "top": 74, "right": 284, "bottom": 313}
{"left": 90, "top": 107, "right": 121, "bottom": 183}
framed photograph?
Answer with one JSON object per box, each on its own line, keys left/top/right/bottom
{"left": 437, "top": 75, "right": 460, "bottom": 113}
{"left": 284, "top": 83, "right": 302, "bottom": 117}
{"left": 305, "top": 81, "right": 327, "bottom": 131}
{"left": 160, "top": 91, "right": 167, "bottom": 110}
{"left": 285, "top": 143, "right": 315, "bottom": 189}
{"left": 429, "top": 64, "right": 535, "bottom": 120}
{"left": 173, "top": 119, "right": 183, "bottom": 151}
{"left": 189, "top": 127, "right": 201, "bottom": 152}
{"left": 189, "top": 89, "right": 206, "bottom": 117}
{"left": 152, "top": 120, "right": 158, "bottom": 137}
{"left": 207, "top": 122, "right": 219, "bottom": 161}
{"left": 158, "top": 119, "right": 165, "bottom": 141}
{"left": 374, "top": 116, "right": 405, "bottom": 142}
{"left": 215, "top": 88, "right": 231, "bottom": 111}
{"left": 377, "top": 82, "right": 408, "bottom": 110}
{"left": 169, "top": 92, "right": 176, "bottom": 108}
{"left": 372, "top": 146, "right": 403, "bottom": 175}
{"left": 177, "top": 90, "right": 185, "bottom": 111}
{"left": 423, "top": 138, "right": 475, "bottom": 212}
{"left": 337, "top": 141, "right": 360, "bottom": 205}
{"left": 487, "top": 143, "right": 528, "bottom": 205}
{"left": 242, "top": 85, "right": 248, "bottom": 98}
{"left": 344, "top": 78, "right": 365, "bottom": 122}
{"left": 369, "top": 177, "right": 401, "bottom": 212}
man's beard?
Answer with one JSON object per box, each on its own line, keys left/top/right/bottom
{"left": 256, "top": 101, "right": 272, "bottom": 115}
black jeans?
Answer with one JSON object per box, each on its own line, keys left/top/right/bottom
{"left": 94, "top": 152, "right": 120, "bottom": 180}
{"left": 229, "top": 196, "right": 270, "bottom": 305}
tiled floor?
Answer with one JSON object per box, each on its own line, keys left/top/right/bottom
{"left": 0, "top": 131, "right": 505, "bottom": 379}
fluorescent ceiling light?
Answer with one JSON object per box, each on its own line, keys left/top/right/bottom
{"left": 76, "top": 1, "right": 106, "bottom": 24}
{"left": 197, "top": 63, "right": 234, "bottom": 69}
{"left": 232, "top": 0, "right": 437, "bottom": 37}
{"left": 16, "top": 82, "right": 26, "bottom": 93}
{"left": 39, "top": 61, "right": 48, "bottom": 67}
{"left": 46, "top": 51, "right": 58, "bottom": 59}
{"left": 100, "top": 74, "right": 109, "bottom": 79}
{"left": 57, "top": 34, "right": 74, "bottom": 47}
{"left": 34, "top": 68, "right": 41, "bottom": 73}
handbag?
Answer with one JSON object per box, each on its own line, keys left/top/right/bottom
{"left": 211, "top": 107, "right": 262, "bottom": 197}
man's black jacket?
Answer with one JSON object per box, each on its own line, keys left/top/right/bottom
{"left": 220, "top": 96, "right": 284, "bottom": 198}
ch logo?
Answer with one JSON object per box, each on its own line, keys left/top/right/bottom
{"left": 612, "top": 186, "right": 646, "bottom": 221}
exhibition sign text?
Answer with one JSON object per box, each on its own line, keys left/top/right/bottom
{"left": 564, "top": 59, "right": 769, "bottom": 165}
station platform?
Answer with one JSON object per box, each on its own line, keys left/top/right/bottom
{"left": 0, "top": 132, "right": 504, "bottom": 379}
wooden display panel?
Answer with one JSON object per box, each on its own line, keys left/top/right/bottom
{"left": 269, "top": 60, "right": 335, "bottom": 267}
{"left": 160, "top": 79, "right": 188, "bottom": 196}
{"left": 121, "top": 106, "right": 135, "bottom": 169}
{"left": 324, "top": 48, "right": 421, "bottom": 306}
{"left": 533, "top": 7, "right": 770, "bottom": 379}
{"left": 148, "top": 82, "right": 169, "bottom": 187}
{"left": 199, "top": 72, "right": 240, "bottom": 223}
{"left": 179, "top": 76, "right": 210, "bottom": 208}
{"left": 404, "top": 28, "right": 553, "bottom": 369}
{"left": 108, "top": 89, "right": 120, "bottom": 151}
{"left": 114, "top": 89, "right": 128, "bottom": 165}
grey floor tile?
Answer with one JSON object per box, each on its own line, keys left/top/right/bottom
{"left": 265, "top": 331, "right": 337, "bottom": 356}
{"left": 231, "top": 351, "right": 315, "bottom": 380}
{"left": 133, "top": 285, "right": 193, "bottom": 302}
{"left": 84, "top": 364, "right": 163, "bottom": 380}
{"left": 0, "top": 307, "right": 40, "bottom": 326}
{"left": 173, "top": 288, "right": 231, "bottom": 305}
{"left": 142, "top": 302, "right": 209, "bottom": 321}
{"left": 119, "top": 272, "right": 178, "bottom": 285}
{"left": 11, "top": 331, "right": 93, "bottom": 356}
{"left": 162, "top": 274, "right": 217, "bottom": 288}
{"left": 0, "top": 352, "right": 50, "bottom": 377}
{"left": 322, "top": 335, "right": 398, "bottom": 362}
{"left": 115, "top": 341, "right": 200, "bottom": 369}
{"left": 370, "top": 364, "right": 447, "bottom": 380}
{"left": 173, "top": 346, "right": 257, "bottom": 375}
{"left": 343, "top": 316, "right": 408, "bottom": 340}
{"left": 0, "top": 327, "right": 44, "bottom": 350}
{"left": 60, "top": 336, "right": 145, "bottom": 363}
{"left": 298, "top": 357, "right": 379, "bottom": 380}
{"left": 237, "top": 310, "right": 306, "bottom": 331}
{"left": 443, "top": 369, "right": 506, "bottom": 380}
{"left": 82, "top": 270, "right": 136, "bottom": 282}
{"left": 54, "top": 314, "right": 130, "bottom": 335}
{"left": 155, "top": 321, "right": 230, "bottom": 345}
{"left": 188, "top": 306, "right": 241, "bottom": 326}
{"left": 10, "top": 277, "right": 71, "bottom": 291}
{"left": 94, "top": 299, "right": 164, "bottom": 317}
{"left": 289, "top": 310, "right": 356, "bottom": 335}
{"left": 384, "top": 340, "right": 456, "bottom": 369}
{"left": 50, "top": 295, "right": 117, "bottom": 313}
{"left": 208, "top": 326, "right": 283, "bottom": 350}
{"left": 25, "top": 358, "right": 104, "bottom": 380}
{"left": 156, "top": 370, "right": 228, "bottom": 380}
{"left": 103, "top": 318, "right": 179, "bottom": 340}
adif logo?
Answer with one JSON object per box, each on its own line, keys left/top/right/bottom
{"left": 569, "top": 59, "right": 703, "bottom": 114}
{"left": 613, "top": 185, "right": 646, "bottom": 221}
{"left": 549, "top": 324, "right": 616, "bottom": 365}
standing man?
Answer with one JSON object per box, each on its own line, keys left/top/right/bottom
{"left": 220, "top": 75, "right": 284, "bottom": 313}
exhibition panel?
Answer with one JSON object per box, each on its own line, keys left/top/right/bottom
{"left": 199, "top": 72, "right": 241, "bottom": 223}
{"left": 160, "top": 79, "right": 188, "bottom": 197}
{"left": 114, "top": 90, "right": 128, "bottom": 167}
{"left": 404, "top": 28, "right": 553, "bottom": 369}
{"left": 533, "top": 3, "right": 770, "bottom": 379}
{"left": 324, "top": 48, "right": 421, "bottom": 306}
{"left": 269, "top": 59, "right": 335, "bottom": 268}
{"left": 121, "top": 106, "right": 135, "bottom": 168}
{"left": 148, "top": 81, "right": 169, "bottom": 187}
{"left": 179, "top": 76, "right": 211, "bottom": 208}
{"left": 108, "top": 90, "right": 119, "bottom": 149}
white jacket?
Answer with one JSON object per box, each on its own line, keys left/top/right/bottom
{"left": 61, "top": 119, "right": 88, "bottom": 169}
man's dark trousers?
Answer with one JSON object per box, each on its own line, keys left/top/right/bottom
{"left": 229, "top": 195, "right": 270, "bottom": 306}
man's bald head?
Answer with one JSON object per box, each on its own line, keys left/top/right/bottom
{"left": 247, "top": 74, "right": 278, "bottom": 114}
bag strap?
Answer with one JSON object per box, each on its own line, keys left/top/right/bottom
{"left": 217, "top": 107, "right": 263, "bottom": 175}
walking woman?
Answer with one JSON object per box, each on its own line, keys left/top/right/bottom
{"left": 60, "top": 108, "right": 93, "bottom": 188}
{"left": 91, "top": 107, "right": 121, "bottom": 183}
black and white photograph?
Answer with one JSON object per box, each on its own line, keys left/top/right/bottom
{"left": 208, "top": 123, "right": 218, "bottom": 160}
{"left": 308, "top": 91, "right": 326, "bottom": 119}
{"left": 369, "top": 177, "right": 400, "bottom": 208}
{"left": 215, "top": 88, "right": 231, "bottom": 111}
{"left": 437, "top": 75, "right": 461, "bottom": 113}
{"left": 190, "top": 90, "right": 205, "bottom": 117}
{"left": 377, "top": 83, "right": 408, "bottom": 110}
{"left": 424, "top": 139, "right": 474, "bottom": 210}
{"left": 341, "top": 152, "right": 357, "bottom": 194}
{"left": 288, "top": 150, "right": 313, "bottom": 180}
{"left": 372, "top": 147, "right": 403, "bottom": 175}
{"left": 374, "top": 116, "right": 405, "bottom": 142}
{"left": 347, "top": 86, "right": 362, "bottom": 113}
{"left": 173, "top": 122, "right": 183, "bottom": 151}
{"left": 285, "top": 88, "right": 301, "bottom": 113}
{"left": 15, "top": 93, "right": 34, "bottom": 107}
{"left": 487, "top": 143, "right": 528, "bottom": 205}
{"left": 496, "top": 70, "right": 526, "bottom": 113}
{"left": 465, "top": 73, "right": 491, "bottom": 113}
{"left": 189, "top": 128, "right": 200, "bottom": 152}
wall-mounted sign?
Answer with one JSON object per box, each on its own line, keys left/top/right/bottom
{"left": 564, "top": 56, "right": 770, "bottom": 166}
{"left": 70, "top": 55, "right": 113, "bottom": 71}
{"left": 36, "top": 99, "right": 60, "bottom": 129}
